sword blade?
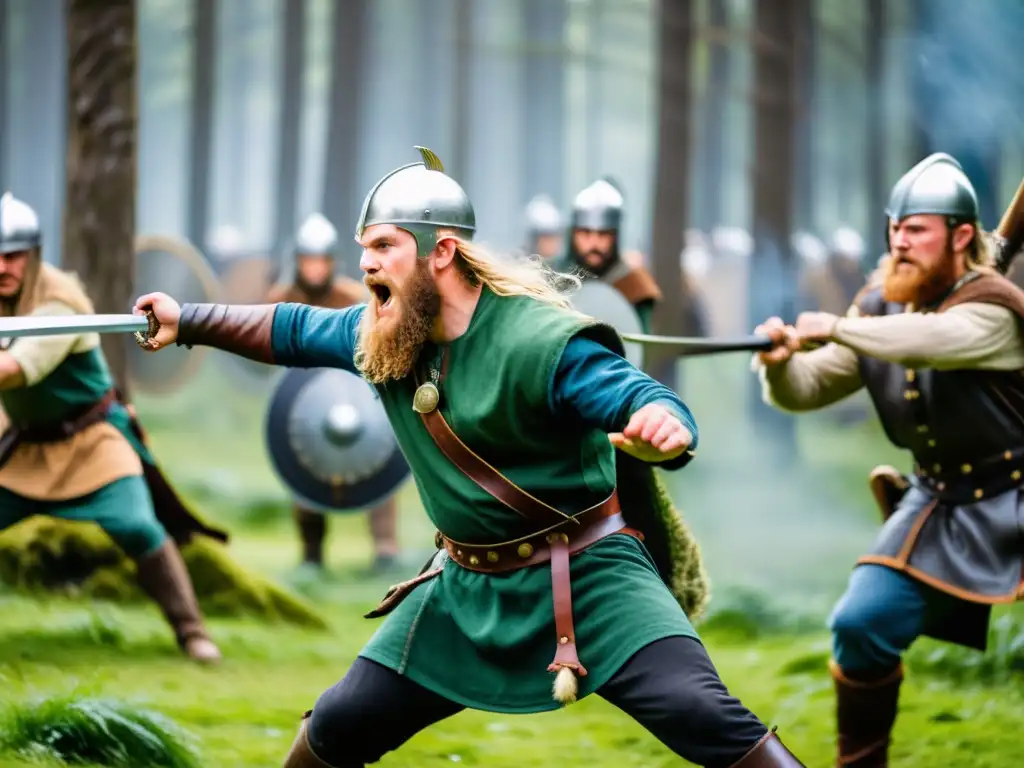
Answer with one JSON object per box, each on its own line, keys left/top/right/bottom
{"left": 0, "top": 313, "right": 150, "bottom": 340}
{"left": 620, "top": 332, "right": 775, "bottom": 355}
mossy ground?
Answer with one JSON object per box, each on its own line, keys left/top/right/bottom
{"left": 0, "top": 360, "right": 1019, "bottom": 766}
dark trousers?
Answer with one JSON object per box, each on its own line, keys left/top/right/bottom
{"left": 306, "top": 636, "right": 768, "bottom": 767}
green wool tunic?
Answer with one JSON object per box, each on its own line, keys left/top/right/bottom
{"left": 270, "top": 288, "right": 700, "bottom": 712}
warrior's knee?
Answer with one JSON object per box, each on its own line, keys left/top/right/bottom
{"left": 305, "top": 687, "right": 379, "bottom": 766}
{"left": 828, "top": 596, "right": 905, "bottom": 673}
{"left": 111, "top": 518, "right": 168, "bottom": 560}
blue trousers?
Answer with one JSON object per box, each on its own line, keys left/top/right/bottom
{"left": 829, "top": 563, "right": 966, "bottom": 675}
{"left": 0, "top": 475, "right": 167, "bottom": 559}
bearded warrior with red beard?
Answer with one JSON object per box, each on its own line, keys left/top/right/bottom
{"left": 754, "top": 153, "right": 1024, "bottom": 766}
{"left": 266, "top": 212, "right": 401, "bottom": 574}
{"left": 134, "top": 147, "right": 806, "bottom": 767}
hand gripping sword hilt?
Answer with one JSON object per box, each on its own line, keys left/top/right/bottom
{"left": 133, "top": 310, "right": 161, "bottom": 349}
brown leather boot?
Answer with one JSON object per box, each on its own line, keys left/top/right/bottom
{"left": 728, "top": 727, "right": 807, "bottom": 767}
{"left": 831, "top": 659, "right": 903, "bottom": 766}
{"left": 868, "top": 466, "right": 908, "bottom": 523}
{"left": 134, "top": 539, "right": 222, "bottom": 664}
{"left": 294, "top": 505, "right": 327, "bottom": 567}
{"left": 367, "top": 497, "right": 399, "bottom": 561}
{"left": 283, "top": 713, "right": 334, "bottom": 767}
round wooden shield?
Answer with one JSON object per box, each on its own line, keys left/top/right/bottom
{"left": 214, "top": 256, "right": 281, "bottom": 395}
{"left": 128, "top": 234, "right": 222, "bottom": 395}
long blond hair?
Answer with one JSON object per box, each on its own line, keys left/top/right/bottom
{"left": 1, "top": 248, "right": 94, "bottom": 318}
{"left": 446, "top": 234, "right": 581, "bottom": 308}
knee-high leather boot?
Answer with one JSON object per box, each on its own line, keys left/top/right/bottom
{"left": 294, "top": 505, "right": 327, "bottom": 567}
{"left": 283, "top": 713, "right": 335, "bottom": 767}
{"left": 727, "top": 727, "right": 807, "bottom": 767}
{"left": 831, "top": 659, "right": 903, "bottom": 766}
{"left": 134, "top": 539, "right": 221, "bottom": 663}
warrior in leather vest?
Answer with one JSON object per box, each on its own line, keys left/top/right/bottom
{"left": 266, "top": 213, "right": 401, "bottom": 574}
{"left": 754, "top": 153, "right": 1024, "bottom": 767}
{"left": 553, "top": 177, "right": 662, "bottom": 332}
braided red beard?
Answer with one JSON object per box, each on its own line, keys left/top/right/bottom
{"left": 355, "top": 258, "right": 440, "bottom": 384}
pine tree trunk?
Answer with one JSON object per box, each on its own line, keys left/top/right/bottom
{"left": 61, "top": 0, "right": 138, "bottom": 396}
{"left": 647, "top": 0, "right": 696, "bottom": 390}
{"left": 747, "top": 0, "right": 799, "bottom": 457}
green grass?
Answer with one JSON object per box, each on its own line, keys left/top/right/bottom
{"left": 0, "top": 364, "right": 1019, "bottom": 765}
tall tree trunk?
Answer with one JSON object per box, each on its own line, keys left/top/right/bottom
{"left": 449, "top": 0, "right": 472, "bottom": 182}
{"left": 865, "top": 0, "right": 886, "bottom": 259}
{"left": 647, "top": 0, "right": 695, "bottom": 390}
{"left": 321, "top": 0, "right": 367, "bottom": 270}
{"left": 696, "top": 0, "right": 729, "bottom": 230}
{"left": 187, "top": 0, "right": 215, "bottom": 248}
{"left": 62, "top": 0, "right": 137, "bottom": 395}
{"left": 747, "top": 0, "right": 799, "bottom": 457}
{"left": 273, "top": 0, "right": 305, "bottom": 254}
{"left": 0, "top": 0, "right": 7, "bottom": 190}
{"left": 792, "top": 0, "right": 816, "bottom": 232}
{"left": 521, "top": 0, "right": 566, "bottom": 206}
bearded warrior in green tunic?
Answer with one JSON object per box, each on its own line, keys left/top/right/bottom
{"left": 135, "top": 148, "right": 806, "bottom": 767}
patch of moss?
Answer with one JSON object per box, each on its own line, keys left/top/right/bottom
{"left": 0, "top": 517, "right": 326, "bottom": 630}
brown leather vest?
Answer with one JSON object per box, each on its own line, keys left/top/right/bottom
{"left": 856, "top": 274, "right": 1024, "bottom": 497}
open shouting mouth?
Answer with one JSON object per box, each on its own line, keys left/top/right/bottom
{"left": 368, "top": 281, "right": 394, "bottom": 313}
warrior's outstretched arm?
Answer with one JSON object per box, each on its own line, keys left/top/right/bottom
{"left": 177, "top": 302, "right": 364, "bottom": 373}
{"left": 831, "top": 302, "right": 1024, "bottom": 371}
{"left": 551, "top": 334, "right": 697, "bottom": 470}
{"left": 270, "top": 304, "right": 364, "bottom": 372}
{"left": 756, "top": 344, "right": 863, "bottom": 413}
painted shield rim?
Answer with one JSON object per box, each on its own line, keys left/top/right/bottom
{"left": 265, "top": 366, "right": 410, "bottom": 513}
{"left": 129, "top": 233, "right": 222, "bottom": 395}
{"left": 215, "top": 255, "right": 280, "bottom": 394}
{"left": 569, "top": 280, "right": 644, "bottom": 368}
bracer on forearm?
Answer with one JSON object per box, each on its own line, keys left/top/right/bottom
{"left": 176, "top": 303, "right": 276, "bottom": 364}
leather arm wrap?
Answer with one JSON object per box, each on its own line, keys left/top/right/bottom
{"left": 176, "top": 303, "right": 276, "bottom": 364}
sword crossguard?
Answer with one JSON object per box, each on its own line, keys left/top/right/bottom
{"left": 133, "top": 310, "right": 161, "bottom": 349}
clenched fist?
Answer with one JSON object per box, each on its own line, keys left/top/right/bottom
{"left": 609, "top": 403, "right": 692, "bottom": 463}
{"left": 753, "top": 317, "right": 798, "bottom": 366}
{"left": 133, "top": 292, "right": 181, "bottom": 351}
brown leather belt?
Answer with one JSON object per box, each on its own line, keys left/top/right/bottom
{"left": 0, "top": 388, "right": 118, "bottom": 470}
{"left": 439, "top": 495, "right": 638, "bottom": 573}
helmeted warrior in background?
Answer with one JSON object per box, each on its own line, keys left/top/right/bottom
{"left": 554, "top": 178, "right": 662, "bottom": 332}
{"left": 797, "top": 227, "right": 869, "bottom": 316}
{"left": 267, "top": 212, "right": 401, "bottom": 573}
{"left": 754, "top": 153, "right": 1024, "bottom": 765}
{"left": 0, "top": 192, "right": 226, "bottom": 663}
{"left": 522, "top": 194, "right": 563, "bottom": 261}
{"left": 135, "top": 147, "right": 806, "bottom": 767}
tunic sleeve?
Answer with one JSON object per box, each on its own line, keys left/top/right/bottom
{"left": 5, "top": 301, "right": 91, "bottom": 386}
{"left": 549, "top": 334, "right": 698, "bottom": 467}
{"left": 756, "top": 343, "right": 864, "bottom": 412}
{"left": 270, "top": 303, "right": 365, "bottom": 373}
{"left": 831, "top": 302, "right": 1024, "bottom": 371}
